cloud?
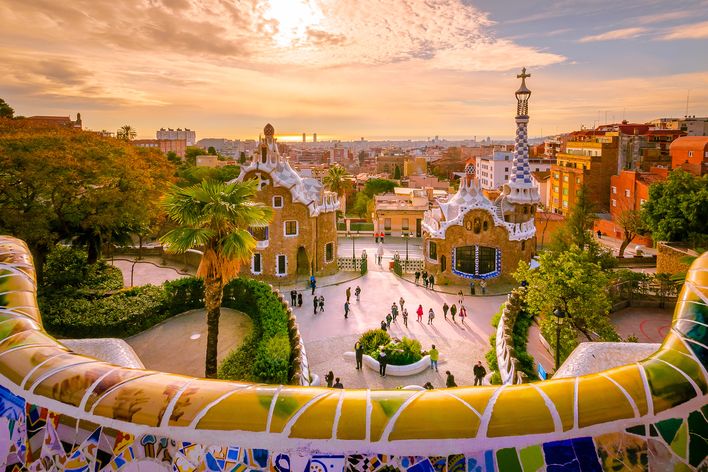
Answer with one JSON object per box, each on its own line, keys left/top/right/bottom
{"left": 634, "top": 10, "right": 694, "bottom": 25}
{"left": 658, "top": 20, "right": 708, "bottom": 39}
{"left": 578, "top": 27, "right": 647, "bottom": 42}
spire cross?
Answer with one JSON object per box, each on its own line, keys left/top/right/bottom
{"left": 517, "top": 67, "right": 531, "bottom": 80}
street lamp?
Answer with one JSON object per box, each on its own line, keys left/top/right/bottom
{"left": 552, "top": 308, "right": 566, "bottom": 373}
{"left": 346, "top": 231, "right": 355, "bottom": 260}
{"left": 403, "top": 232, "right": 410, "bottom": 261}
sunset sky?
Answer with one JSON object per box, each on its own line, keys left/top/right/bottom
{"left": 1, "top": 0, "right": 707, "bottom": 140}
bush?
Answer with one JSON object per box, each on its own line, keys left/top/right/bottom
{"left": 490, "top": 371, "right": 502, "bottom": 385}
{"left": 393, "top": 259, "right": 403, "bottom": 276}
{"left": 253, "top": 334, "right": 291, "bottom": 384}
{"left": 359, "top": 329, "right": 391, "bottom": 356}
{"left": 360, "top": 257, "right": 367, "bottom": 275}
{"left": 41, "top": 245, "right": 123, "bottom": 293}
{"left": 384, "top": 337, "right": 422, "bottom": 366}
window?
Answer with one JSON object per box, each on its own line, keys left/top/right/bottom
{"left": 284, "top": 220, "right": 298, "bottom": 237}
{"left": 454, "top": 246, "right": 475, "bottom": 274}
{"left": 477, "top": 247, "right": 496, "bottom": 275}
{"left": 273, "top": 196, "right": 283, "bottom": 208}
{"left": 504, "top": 175, "right": 508, "bottom": 180}
{"left": 453, "top": 246, "right": 500, "bottom": 278}
{"left": 562, "top": 188, "right": 568, "bottom": 196}
{"left": 611, "top": 186, "right": 617, "bottom": 194}
{"left": 402, "top": 218, "right": 409, "bottom": 231}
{"left": 384, "top": 218, "right": 391, "bottom": 231}
{"left": 504, "top": 167, "right": 509, "bottom": 172}
{"left": 553, "top": 173, "right": 560, "bottom": 179}
{"left": 325, "top": 242, "right": 334, "bottom": 263}
{"left": 553, "top": 186, "right": 559, "bottom": 193}
{"left": 483, "top": 220, "right": 489, "bottom": 231}
{"left": 576, "top": 178, "right": 581, "bottom": 184}
{"left": 625, "top": 189, "right": 630, "bottom": 197}
{"left": 428, "top": 241, "right": 437, "bottom": 261}
{"left": 276, "top": 254, "right": 287, "bottom": 276}
{"left": 612, "top": 199, "right": 617, "bottom": 207}
{"left": 562, "top": 200, "right": 568, "bottom": 208}
{"left": 252, "top": 253, "right": 262, "bottom": 274}
{"left": 688, "top": 151, "right": 693, "bottom": 158}
{"left": 563, "top": 175, "right": 569, "bottom": 182}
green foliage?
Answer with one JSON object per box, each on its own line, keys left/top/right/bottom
{"left": 41, "top": 246, "right": 123, "bottom": 294}
{"left": 252, "top": 334, "right": 290, "bottom": 384}
{"left": 393, "top": 165, "right": 401, "bottom": 180}
{"left": 490, "top": 305, "right": 503, "bottom": 328}
{"left": 207, "top": 146, "right": 217, "bottom": 155}
{"left": 384, "top": 337, "right": 423, "bottom": 366}
{"left": 363, "top": 178, "right": 396, "bottom": 197}
{"left": 239, "top": 151, "right": 247, "bottom": 164}
{"left": 175, "top": 165, "right": 241, "bottom": 186}
{"left": 184, "top": 146, "right": 204, "bottom": 166}
{"left": 166, "top": 151, "right": 181, "bottom": 164}
{"left": 489, "top": 371, "right": 502, "bottom": 385}
{"left": 323, "top": 164, "right": 352, "bottom": 196}
{"left": 116, "top": 125, "right": 136, "bottom": 141}
{"left": 350, "top": 222, "right": 374, "bottom": 231}
{"left": 551, "top": 185, "right": 596, "bottom": 250}
{"left": 359, "top": 329, "right": 391, "bottom": 356}
{"left": 0, "top": 98, "right": 14, "bottom": 118}
{"left": 393, "top": 259, "right": 403, "bottom": 276}
{"left": 641, "top": 170, "right": 708, "bottom": 246}
{"left": 360, "top": 256, "right": 368, "bottom": 275}
{"left": 352, "top": 192, "right": 372, "bottom": 218}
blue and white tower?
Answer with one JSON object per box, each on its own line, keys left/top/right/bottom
{"left": 503, "top": 67, "right": 540, "bottom": 205}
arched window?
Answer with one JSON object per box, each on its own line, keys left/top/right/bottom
{"left": 483, "top": 220, "right": 489, "bottom": 231}
{"left": 473, "top": 217, "right": 481, "bottom": 234}
{"left": 453, "top": 246, "right": 500, "bottom": 278}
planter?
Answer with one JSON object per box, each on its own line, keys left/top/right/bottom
{"left": 343, "top": 352, "right": 440, "bottom": 376}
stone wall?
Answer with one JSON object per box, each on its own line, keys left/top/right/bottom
{"left": 656, "top": 242, "right": 698, "bottom": 275}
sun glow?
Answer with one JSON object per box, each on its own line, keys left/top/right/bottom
{"left": 264, "top": 0, "right": 325, "bottom": 47}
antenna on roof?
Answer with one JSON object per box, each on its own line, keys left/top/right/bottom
{"left": 685, "top": 90, "right": 690, "bottom": 117}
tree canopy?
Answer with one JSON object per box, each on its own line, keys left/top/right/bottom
{"left": 363, "top": 178, "right": 396, "bottom": 197}
{"left": 323, "top": 164, "right": 352, "bottom": 196}
{"left": 641, "top": 170, "right": 708, "bottom": 246}
{"left": 116, "top": 124, "right": 137, "bottom": 141}
{"left": 0, "top": 98, "right": 14, "bottom": 119}
{"left": 176, "top": 165, "right": 241, "bottom": 187}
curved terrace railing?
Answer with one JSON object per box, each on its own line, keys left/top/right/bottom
{"left": 495, "top": 289, "right": 529, "bottom": 385}
{"left": 0, "top": 235, "right": 706, "bottom": 470}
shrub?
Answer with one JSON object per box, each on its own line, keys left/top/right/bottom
{"left": 384, "top": 337, "right": 422, "bottom": 366}
{"left": 393, "top": 259, "right": 403, "bottom": 276}
{"left": 41, "top": 245, "right": 123, "bottom": 293}
{"left": 490, "top": 372, "right": 502, "bottom": 385}
{"left": 359, "top": 329, "right": 391, "bottom": 356}
{"left": 253, "top": 334, "right": 291, "bottom": 384}
{"left": 360, "top": 256, "right": 367, "bottom": 275}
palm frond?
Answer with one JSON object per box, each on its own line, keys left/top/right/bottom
{"left": 220, "top": 229, "right": 257, "bottom": 261}
{"left": 160, "top": 227, "right": 215, "bottom": 253}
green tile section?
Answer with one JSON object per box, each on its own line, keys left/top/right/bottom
{"left": 626, "top": 425, "right": 645, "bottom": 436}
{"left": 670, "top": 421, "right": 688, "bottom": 459}
{"left": 687, "top": 410, "right": 708, "bottom": 467}
{"left": 656, "top": 418, "right": 682, "bottom": 444}
{"left": 519, "top": 445, "right": 544, "bottom": 472}
{"left": 496, "top": 447, "right": 522, "bottom": 472}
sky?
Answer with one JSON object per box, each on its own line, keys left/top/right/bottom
{"left": 1, "top": 0, "right": 707, "bottom": 140}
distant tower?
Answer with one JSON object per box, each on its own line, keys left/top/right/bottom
{"left": 504, "top": 67, "right": 540, "bottom": 205}
{"left": 313, "top": 133, "right": 318, "bottom": 143}
{"left": 302, "top": 133, "right": 306, "bottom": 143}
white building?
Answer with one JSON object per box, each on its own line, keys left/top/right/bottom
{"left": 157, "top": 128, "right": 196, "bottom": 146}
{"left": 476, "top": 150, "right": 550, "bottom": 191}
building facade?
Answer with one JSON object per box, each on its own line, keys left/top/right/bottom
{"left": 131, "top": 138, "right": 186, "bottom": 157}
{"left": 422, "top": 69, "right": 538, "bottom": 284}
{"left": 235, "top": 124, "right": 339, "bottom": 282}
{"left": 373, "top": 189, "right": 432, "bottom": 237}
{"left": 670, "top": 136, "right": 708, "bottom": 176}
{"left": 157, "top": 127, "right": 196, "bottom": 146}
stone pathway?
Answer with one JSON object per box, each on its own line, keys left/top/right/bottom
{"left": 611, "top": 305, "right": 674, "bottom": 343}
{"left": 111, "top": 257, "right": 191, "bottom": 287}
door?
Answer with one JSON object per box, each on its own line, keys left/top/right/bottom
{"left": 416, "top": 218, "right": 422, "bottom": 237}
{"left": 440, "top": 255, "right": 447, "bottom": 273}
{"left": 296, "top": 246, "right": 310, "bottom": 276}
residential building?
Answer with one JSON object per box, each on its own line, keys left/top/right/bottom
{"left": 131, "top": 138, "right": 186, "bottom": 158}
{"left": 376, "top": 155, "right": 414, "bottom": 176}
{"left": 195, "top": 155, "right": 238, "bottom": 168}
{"left": 157, "top": 128, "right": 196, "bottom": 146}
{"left": 234, "top": 124, "right": 338, "bottom": 282}
{"left": 403, "top": 157, "right": 427, "bottom": 176}
{"left": 670, "top": 136, "right": 708, "bottom": 176}
{"left": 407, "top": 174, "right": 450, "bottom": 190}
{"left": 373, "top": 189, "right": 430, "bottom": 237}
{"left": 679, "top": 116, "right": 708, "bottom": 136}
{"left": 26, "top": 113, "right": 82, "bottom": 129}
{"left": 475, "top": 150, "right": 550, "bottom": 191}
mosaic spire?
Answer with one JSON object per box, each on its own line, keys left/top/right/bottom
{"left": 505, "top": 67, "right": 540, "bottom": 204}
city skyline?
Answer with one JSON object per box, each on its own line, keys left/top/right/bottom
{"left": 1, "top": 0, "right": 707, "bottom": 140}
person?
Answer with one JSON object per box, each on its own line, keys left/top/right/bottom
{"left": 333, "top": 377, "right": 343, "bottom": 389}
{"left": 346, "top": 287, "right": 351, "bottom": 303}
{"left": 445, "top": 371, "right": 457, "bottom": 388}
{"left": 422, "top": 273, "right": 428, "bottom": 288}
{"left": 457, "top": 290, "right": 464, "bottom": 306}
{"left": 313, "top": 296, "right": 319, "bottom": 315}
{"left": 399, "top": 297, "right": 405, "bottom": 312}
{"left": 416, "top": 304, "right": 424, "bottom": 323}
{"left": 344, "top": 301, "right": 350, "bottom": 319}
{"left": 470, "top": 280, "right": 476, "bottom": 295}
{"left": 355, "top": 286, "right": 361, "bottom": 301}
{"left": 311, "top": 276, "right": 317, "bottom": 295}
{"left": 429, "top": 344, "right": 439, "bottom": 371}
{"left": 442, "top": 302, "right": 449, "bottom": 320}
{"left": 597, "top": 229, "right": 602, "bottom": 239}
{"left": 380, "top": 232, "right": 385, "bottom": 244}
{"left": 391, "top": 303, "right": 398, "bottom": 322}
{"left": 319, "top": 295, "right": 325, "bottom": 313}
{"left": 423, "top": 381, "right": 434, "bottom": 390}
{"left": 290, "top": 290, "right": 297, "bottom": 306}
{"left": 375, "top": 233, "right": 379, "bottom": 243}
{"left": 480, "top": 279, "right": 487, "bottom": 295}
{"left": 450, "top": 303, "right": 457, "bottom": 322}
{"left": 355, "top": 341, "right": 364, "bottom": 370}
{"left": 377, "top": 244, "right": 384, "bottom": 266}
{"left": 325, "top": 370, "right": 334, "bottom": 388}
{"left": 428, "top": 274, "right": 435, "bottom": 289}
{"left": 459, "top": 305, "right": 467, "bottom": 324}
{"left": 473, "top": 360, "right": 487, "bottom": 386}
{"left": 378, "top": 348, "right": 388, "bottom": 376}
{"left": 414, "top": 271, "right": 420, "bottom": 284}
{"left": 297, "top": 292, "right": 303, "bottom": 307}
{"left": 386, "top": 313, "right": 392, "bottom": 328}
{"left": 380, "top": 320, "right": 387, "bottom": 331}
{"left": 521, "top": 280, "right": 528, "bottom": 288}
{"left": 393, "top": 250, "right": 400, "bottom": 261}
{"left": 428, "top": 308, "right": 435, "bottom": 325}
{"left": 402, "top": 308, "right": 408, "bottom": 327}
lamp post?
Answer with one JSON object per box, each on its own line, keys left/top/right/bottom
{"left": 347, "top": 231, "right": 355, "bottom": 260}
{"left": 403, "top": 232, "right": 410, "bottom": 261}
{"left": 552, "top": 308, "right": 566, "bottom": 372}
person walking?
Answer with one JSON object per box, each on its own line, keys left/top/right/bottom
{"left": 416, "top": 304, "right": 424, "bottom": 323}
{"left": 459, "top": 305, "right": 467, "bottom": 324}
{"left": 380, "top": 320, "right": 388, "bottom": 331}
{"left": 480, "top": 279, "right": 487, "bottom": 295}
{"left": 429, "top": 345, "right": 439, "bottom": 371}
{"left": 333, "top": 377, "right": 343, "bottom": 389}
{"left": 399, "top": 296, "right": 405, "bottom": 312}
{"left": 355, "top": 341, "right": 364, "bottom": 370}
{"left": 423, "top": 381, "right": 434, "bottom": 390}
{"left": 375, "top": 233, "right": 379, "bottom": 243}
{"left": 290, "top": 290, "right": 297, "bottom": 306}
{"left": 422, "top": 273, "right": 428, "bottom": 288}
{"left": 470, "top": 280, "right": 475, "bottom": 295}
{"left": 442, "top": 302, "right": 449, "bottom": 320}
{"left": 457, "top": 290, "right": 464, "bottom": 306}
{"left": 380, "top": 232, "right": 385, "bottom": 244}
{"left": 378, "top": 348, "right": 388, "bottom": 377}
{"left": 402, "top": 308, "right": 408, "bottom": 327}
{"left": 325, "top": 370, "right": 334, "bottom": 388}
{"left": 355, "top": 286, "right": 361, "bottom": 301}
{"left": 450, "top": 303, "right": 457, "bottom": 322}
{"left": 473, "top": 361, "right": 487, "bottom": 386}
{"left": 313, "top": 296, "right": 319, "bottom": 315}
{"left": 428, "top": 308, "right": 435, "bottom": 325}
{"left": 391, "top": 303, "right": 398, "bottom": 322}
{"left": 376, "top": 244, "right": 384, "bottom": 266}
{"left": 344, "top": 300, "right": 350, "bottom": 319}
{"left": 311, "top": 276, "right": 317, "bottom": 295}
{"left": 414, "top": 271, "right": 420, "bottom": 285}
{"left": 445, "top": 371, "right": 457, "bottom": 388}
{"left": 428, "top": 274, "right": 435, "bottom": 289}
{"left": 385, "top": 313, "right": 392, "bottom": 328}
{"left": 319, "top": 295, "right": 325, "bottom": 313}
{"left": 346, "top": 287, "right": 351, "bottom": 303}
{"left": 297, "top": 292, "right": 303, "bottom": 307}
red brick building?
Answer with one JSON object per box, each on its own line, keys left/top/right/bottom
{"left": 670, "top": 136, "right": 708, "bottom": 176}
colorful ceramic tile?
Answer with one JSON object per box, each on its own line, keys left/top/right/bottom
{"left": 518, "top": 445, "right": 544, "bottom": 472}
{"left": 594, "top": 432, "right": 648, "bottom": 471}
{"left": 495, "top": 448, "right": 521, "bottom": 472}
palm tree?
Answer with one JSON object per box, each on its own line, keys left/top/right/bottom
{"left": 323, "top": 164, "right": 352, "bottom": 213}
{"left": 160, "top": 179, "right": 273, "bottom": 377}
{"left": 117, "top": 124, "right": 137, "bottom": 141}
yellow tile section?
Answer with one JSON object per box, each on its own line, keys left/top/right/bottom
{"left": 0, "top": 330, "right": 57, "bottom": 356}
{"left": 389, "top": 391, "right": 480, "bottom": 440}
{"left": 23, "top": 352, "right": 96, "bottom": 389}
{"left": 488, "top": 385, "right": 556, "bottom": 437}
{"left": 452, "top": 386, "right": 497, "bottom": 417}
{"left": 578, "top": 375, "right": 635, "bottom": 428}
{"left": 288, "top": 390, "right": 340, "bottom": 439}
{"left": 604, "top": 364, "right": 648, "bottom": 416}
{"left": 83, "top": 369, "right": 156, "bottom": 412}
{"left": 642, "top": 359, "right": 698, "bottom": 414}
{"left": 0, "top": 345, "right": 68, "bottom": 386}
{"left": 268, "top": 387, "right": 323, "bottom": 433}
{"left": 196, "top": 386, "right": 276, "bottom": 431}
{"left": 92, "top": 373, "right": 191, "bottom": 426}
{"left": 335, "top": 389, "right": 367, "bottom": 440}
{"left": 369, "top": 390, "right": 417, "bottom": 441}
{"left": 0, "top": 317, "right": 39, "bottom": 340}
{"left": 168, "top": 379, "right": 249, "bottom": 427}
{"left": 661, "top": 331, "right": 694, "bottom": 357}
{"left": 651, "top": 349, "right": 706, "bottom": 394}
{"left": 34, "top": 362, "right": 118, "bottom": 407}
{"left": 538, "top": 377, "right": 576, "bottom": 431}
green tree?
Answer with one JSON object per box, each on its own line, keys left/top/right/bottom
{"left": 323, "top": 164, "right": 352, "bottom": 212}
{"left": 176, "top": 165, "right": 241, "bottom": 187}
{"left": 616, "top": 209, "right": 646, "bottom": 257}
{"left": 184, "top": 146, "right": 204, "bottom": 166}
{"left": 116, "top": 125, "right": 137, "bottom": 141}
{"left": 166, "top": 151, "right": 181, "bottom": 164}
{"left": 352, "top": 192, "right": 372, "bottom": 218}
{"left": 207, "top": 146, "right": 217, "bottom": 155}
{"left": 553, "top": 185, "right": 596, "bottom": 250}
{"left": 160, "top": 180, "right": 272, "bottom": 377}
{"left": 641, "top": 170, "right": 708, "bottom": 246}
{"left": 393, "top": 165, "right": 402, "bottom": 180}
{"left": 363, "top": 178, "right": 396, "bottom": 197}
{"left": 0, "top": 98, "right": 14, "bottom": 119}
{"left": 357, "top": 150, "right": 367, "bottom": 166}
{"left": 514, "top": 246, "right": 619, "bottom": 366}
{"left": 239, "top": 151, "right": 247, "bottom": 164}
